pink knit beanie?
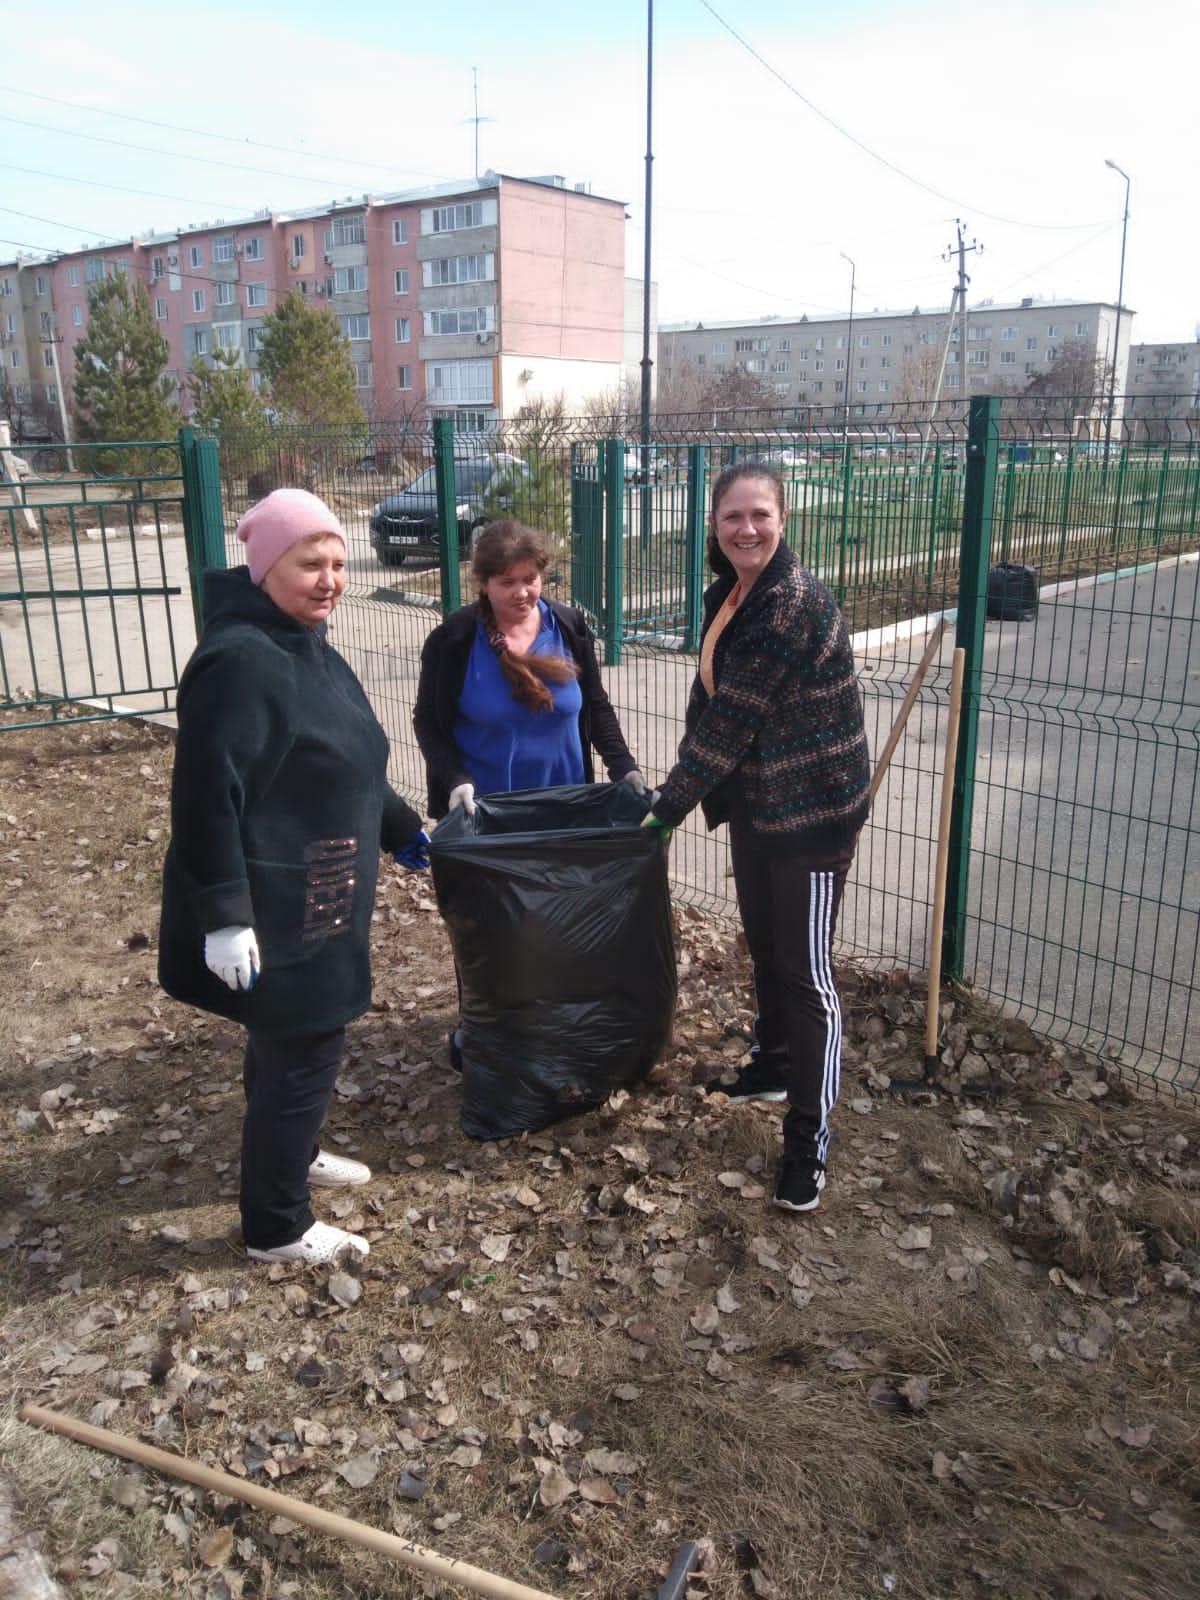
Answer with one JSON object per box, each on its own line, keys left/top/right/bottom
{"left": 236, "top": 488, "right": 346, "bottom": 584}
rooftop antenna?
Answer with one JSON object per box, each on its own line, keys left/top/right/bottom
{"left": 461, "top": 67, "right": 495, "bottom": 180}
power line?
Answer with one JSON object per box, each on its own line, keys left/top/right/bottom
{"left": 697, "top": 0, "right": 1113, "bottom": 233}
{"left": 0, "top": 162, "right": 235, "bottom": 209}
{"left": 0, "top": 83, "right": 450, "bottom": 183}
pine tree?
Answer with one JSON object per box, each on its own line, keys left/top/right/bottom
{"left": 72, "top": 274, "right": 180, "bottom": 461}
{"left": 187, "top": 348, "right": 271, "bottom": 479}
{"left": 255, "top": 290, "right": 367, "bottom": 433}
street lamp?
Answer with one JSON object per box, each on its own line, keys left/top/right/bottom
{"left": 1103, "top": 158, "right": 1130, "bottom": 467}
{"left": 840, "top": 252, "right": 856, "bottom": 448}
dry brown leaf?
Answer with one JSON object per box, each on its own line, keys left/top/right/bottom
{"left": 198, "top": 1525, "right": 235, "bottom": 1567}
{"left": 479, "top": 1232, "right": 513, "bottom": 1263}
{"left": 327, "top": 1271, "right": 362, "bottom": 1307}
{"left": 537, "top": 1464, "right": 576, "bottom": 1508}
{"left": 338, "top": 1451, "right": 379, "bottom": 1488}
{"left": 579, "top": 1475, "right": 618, "bottom": 1504}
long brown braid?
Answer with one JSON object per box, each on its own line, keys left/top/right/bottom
{"left": 472, "top": 520, "right": 579, "bottom": 712}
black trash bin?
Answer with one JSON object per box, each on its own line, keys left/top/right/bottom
{"left": 986, "top": 562, "right": 1039, "bottom": 621}
{"left": 429, "top": 783, "right": 677, "bottom": 1139}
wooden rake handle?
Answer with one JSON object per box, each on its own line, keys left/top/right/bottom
{"left": 868, "top": 617, "right": 951, "bottom": 803}
{"left": 20, "top": 1403, "right": 564, "bottom": 1600}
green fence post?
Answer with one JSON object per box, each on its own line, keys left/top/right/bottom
{"left": 836, "top": 443, "right": 854, "bottom": 604}
{"left": 943, "top": 394, "right": 1001, "bottom": 983}
{"left": 603, "top": 437, "right": 625, "bottom": 665}
{"left": 433, "top": 418, "right": 461, "bottom": 616}
{"left": 684, "top": 443, "right": 707, "bottom": 651}
{"left": 179, "top": 427, "right": 227, "bottom": 635}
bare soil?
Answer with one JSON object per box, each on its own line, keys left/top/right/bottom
{"left": 0, "top": 713, "right": 1197, "bottom": 1600}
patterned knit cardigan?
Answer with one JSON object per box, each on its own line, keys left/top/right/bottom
{"left": 653, "top": 542, "right": 870, "bottom": 857}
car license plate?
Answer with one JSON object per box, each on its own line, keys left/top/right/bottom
{"left": 388, "top": 535, "right": 420, "bottom": 545}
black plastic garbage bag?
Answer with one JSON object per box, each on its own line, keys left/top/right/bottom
{"left": 430, "top": 783, "right": 677, "bottom": 1139}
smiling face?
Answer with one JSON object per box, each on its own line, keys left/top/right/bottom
{"left": 261, "top": 533, "right": 347, "bottom": 627}
{"left": 483, "top": 560, "right": 543, "bottom": 632}
{"left": 712, "top": 473, "right": 785, "bottom": 589}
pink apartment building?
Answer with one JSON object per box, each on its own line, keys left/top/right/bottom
{"left": 3, "top": 172, "right": 631, "bottom": 437}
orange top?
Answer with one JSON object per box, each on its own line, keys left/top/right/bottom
{"left": 699, "top": 584, "right": 742, "bottom": 696}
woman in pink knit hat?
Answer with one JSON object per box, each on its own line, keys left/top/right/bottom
{"left": 159, "top": 489, "right": 429, "bottom": 1265}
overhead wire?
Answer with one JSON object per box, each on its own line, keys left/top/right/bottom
{"left": 696, "top": 0, "right": 1115, "bottom": 233}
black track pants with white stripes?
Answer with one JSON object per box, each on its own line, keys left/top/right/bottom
{"left": 728, "top": 820, "right": 853, "bottom": 1166}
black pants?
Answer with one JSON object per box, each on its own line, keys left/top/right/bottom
{"left": 729, "top": 819, "right": 852, "bottom": 1166}
{"left": 240, "top": 1026, "right": 345, "bottom": 1249}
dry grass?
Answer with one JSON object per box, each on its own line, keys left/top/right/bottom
{"left": 1, "top": 714, "right": 1197, "bottom": 1600}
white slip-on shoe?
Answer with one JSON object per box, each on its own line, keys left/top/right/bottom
{"left": 246, "top": 1220, "right": 370, "bottom": 1264}
{"left": 307, "top": 1150, "right": 372, "bottom": 1188}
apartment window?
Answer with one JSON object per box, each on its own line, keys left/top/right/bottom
{"left": 696, "top": 354, "right": 705, "bottom": 366}
{"left": 85, "top": 257, "right": 104, "bottom": 283}
{"left": 392, "top": 218, "right": 408, "bottom": 246}
{"left": 352, "top": 360, "right": 372, "bottom": 387}
{"left": 797, "top": 348, "right": 808, "bottom": 360}
{"left": 426, "top": 357, "right": 493, "bottom": 405}
{"left": 394, "top": 317, "right": 411, "bottom": 342}
{"left": 213, "top": 236, "right": 235, "bottom": 263}
{"left": 394, "top": 268, "right": 409, "bottom": 295}
{"left": 246, "top": 327, "right": 260, "bottom": 355}
{"left": 881, "top": 333, "right": 892, "bottom": 347}
{"left": 243, "top": 237, "right": 264, "bottom": 262}
{"left": 856, "top": 380, "right": 868, "bottom": 393}
{"left": 880, "top": 356, "right": 891, "bottom": 370}
{"left": 734, "top": 338, "right": 756, "bottom": 353}
{"left": 214, "top": 324, "right": 240, "bottom": 351}
{"left": 835, "top": 336, "right": 845, "bottom": 349}
{"left": 430, "top": 201, "right": 484, "bottom": 233}
{"left": 192, "top": 289, "right": 206, "bottom": 313}
{"left": 46, "top": 384, "right": 57, "bottom": 405}
{"left": 149, "top": 257, "right": 163, "bottom": 281}
{"left": 72, "top": 305, "right": 82, "bottom": 327}
{"left": 945, "top": 375, "right": 960, "bottom": 388}
{"left": 773, "top": 383, "right": 790, "bottom": 396}
{"left": 424, "top": 253, "right": 494, "bottom": 286}
{"left": 155, "top": 297, "right": 168, "bottom": 320}
{"left": 215, "top": 281, "right": 234, "bottom": 306}
{"left": 1044, "top": 323, "right": 1060, "bottom": 337}
{"left": 814, "top": 359, "right": 824, "bottom": 372}
{"left": 396, "top": 363, "right": 412, "bottom": 390}
{"left": 246, "top": 284, "right": 267, "bottom": 308}
{"left": 878, "top": 380, "right": 889, "bottom": 393}
{"left": 38, "top": 311, "right": 51, "bottom": 337}
{"left": 334, "top": 266, "right": 368, "bottom": 293}
{"left": 777, "top": 337, "right": 790, "bottom": 352}
{"left": 968, "top": 350, "right": 990, "bottom": 365}
{"left": 713, "top": 342, "right": 726, "bottom": 355}
{"left": 193, "top": 330, "right": 208, "bottom": 356}
{"left": 858, "top": 334, "right": 870, "bottom": 348}
{"left": 1135, "top": 354, "right": 1146, "bottom": 366}
{"left": 857, "top": 357, "right": 868, "bottom": 370}
{"left": 3, "top": 311, "right": 14, "bottom": 333}
{"left": 425, "top": 306, "right": 494, "bottom": 336}
{"left": 291, "top": 235, "right": 305, "bottom": 261}
{"left": 1000, "top": 350, "right": 1016, "bottom": 364}
{"left": 340, "top": 314, "right": 371, "bottom": 340}
{"left": 815, "top": 336, "right": 824, "bottom": 351}
{"left": 1025, "top": 363, "right": 1035, "bottom": 376}
{"left": 968, "top": 325, "right": 992, "bottom": 341}
{"left": 1000, "top": 326, "right": 1017, "bottom": 341}
{"left": 771, "top": 361, "right": 790, "bottom": 374}
{"left": 1026, "top": 336, "right": 1038, "bottom": 350}
{"left": 812, "top": 381, "right": 823, "bottom": 394}
{"left": 35, "top": 273, "right": 47, "bottom": 296}
{"left": 326, "top": 215, "right": 367, "bottom": 248}
{"left": 1046, "top": 347, "right": 1058, "bottom": 362}
{"left": 834, "top": 357, "right": 845, "bottom": 371}
{"left": 744, "top": 358, "right": 767, "bottom": 373}
{"left": 68, "top": 264, "right": 80, "bottom": 287}
{"left": 948, "top": 351, "right": 960, "bottom": 364}
{"left": 189, "top": 244, "right": 203, "bottom": 268}
{"left": 7, "top": 350, "right": 19, "bottom": 368}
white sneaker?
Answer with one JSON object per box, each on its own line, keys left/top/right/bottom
{"left": 247, "top": 1221, "right": 370, "bottom": 1264}
{"left": 308, "top": 1150, "right": 372, "bottom": 1188}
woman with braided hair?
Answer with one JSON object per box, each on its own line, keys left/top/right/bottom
{"left": 413, "top": 519, "right": 645, "bottom": 818}
{"left": 413, "top": 519, "right": 647, "bottom": 1073}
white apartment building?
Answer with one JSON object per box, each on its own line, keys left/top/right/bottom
{"left": 658, "top": 297, "right": 1132, "bottom": 416}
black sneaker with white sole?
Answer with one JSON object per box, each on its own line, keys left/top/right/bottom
{"left": 704, "top": 1056, "right": 787, "bottom": 1103}
{"left": 773, "top": 1156, "right": 826, "bottom": 1213}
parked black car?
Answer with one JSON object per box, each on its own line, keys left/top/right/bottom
{"left": 369, "top": 453, "right": 530, "bottom": 566}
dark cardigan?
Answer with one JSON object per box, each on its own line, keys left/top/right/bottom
{"left": 653, "top": 543, "right": 870, "bottom": 857}
{"left": 413, "top": 598, "right": 638, "bottom": 818}
{"left": 158, "top": 567, "right": 423, "bottom": 1037}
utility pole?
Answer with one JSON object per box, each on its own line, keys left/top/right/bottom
{"left": 638, "top": 0, "right": 654, "bottom": 541}
{"left": 839, "top": 252, "right": 856, "bottom": 448}
{"left": 41, "top": 323, "right": 75, "bottom": 471}
{"left": 1102, "top": 158, "right": 1130, "bottom": 477}
{"left": 920, "top": 219, "right": 982, "bottom": 468}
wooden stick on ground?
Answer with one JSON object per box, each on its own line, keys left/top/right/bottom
{"left": 924, "top": 647, "right": 966, "bottom": 1078}
{"left": 868, "top": 617, "right": 951, "bottom": 803}
{"left": 20, "top": 1404, "right": 563, "bottom": 1600}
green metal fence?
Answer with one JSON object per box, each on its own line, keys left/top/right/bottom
{"left": 6, "top": 401, "right": 1194, "bottom": 1091}
{"left": 0, "top": 436, "right": 209, "bottom": 729}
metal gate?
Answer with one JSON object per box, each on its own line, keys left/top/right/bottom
{"left": 0, "top": 431, "right": 224, "bottom": 729}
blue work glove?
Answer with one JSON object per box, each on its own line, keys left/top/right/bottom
{"left": 205, "top": 925, "right": 260, "bottom": 991}
{"left": 393, "top": 829, "right": 431, "bottom": 872}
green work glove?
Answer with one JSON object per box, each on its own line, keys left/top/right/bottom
{"left": 640, "top": 814, "right": 674, "bottom": 841}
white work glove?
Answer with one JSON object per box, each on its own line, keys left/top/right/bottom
{"left": 204, "top": 925, "right": 260, "bottom": 992}
{"left": 448, "top": 782, "right": 477, "bottom": 817}
{"left": 621, "top": 769, "right": 649, "bottom": 797}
